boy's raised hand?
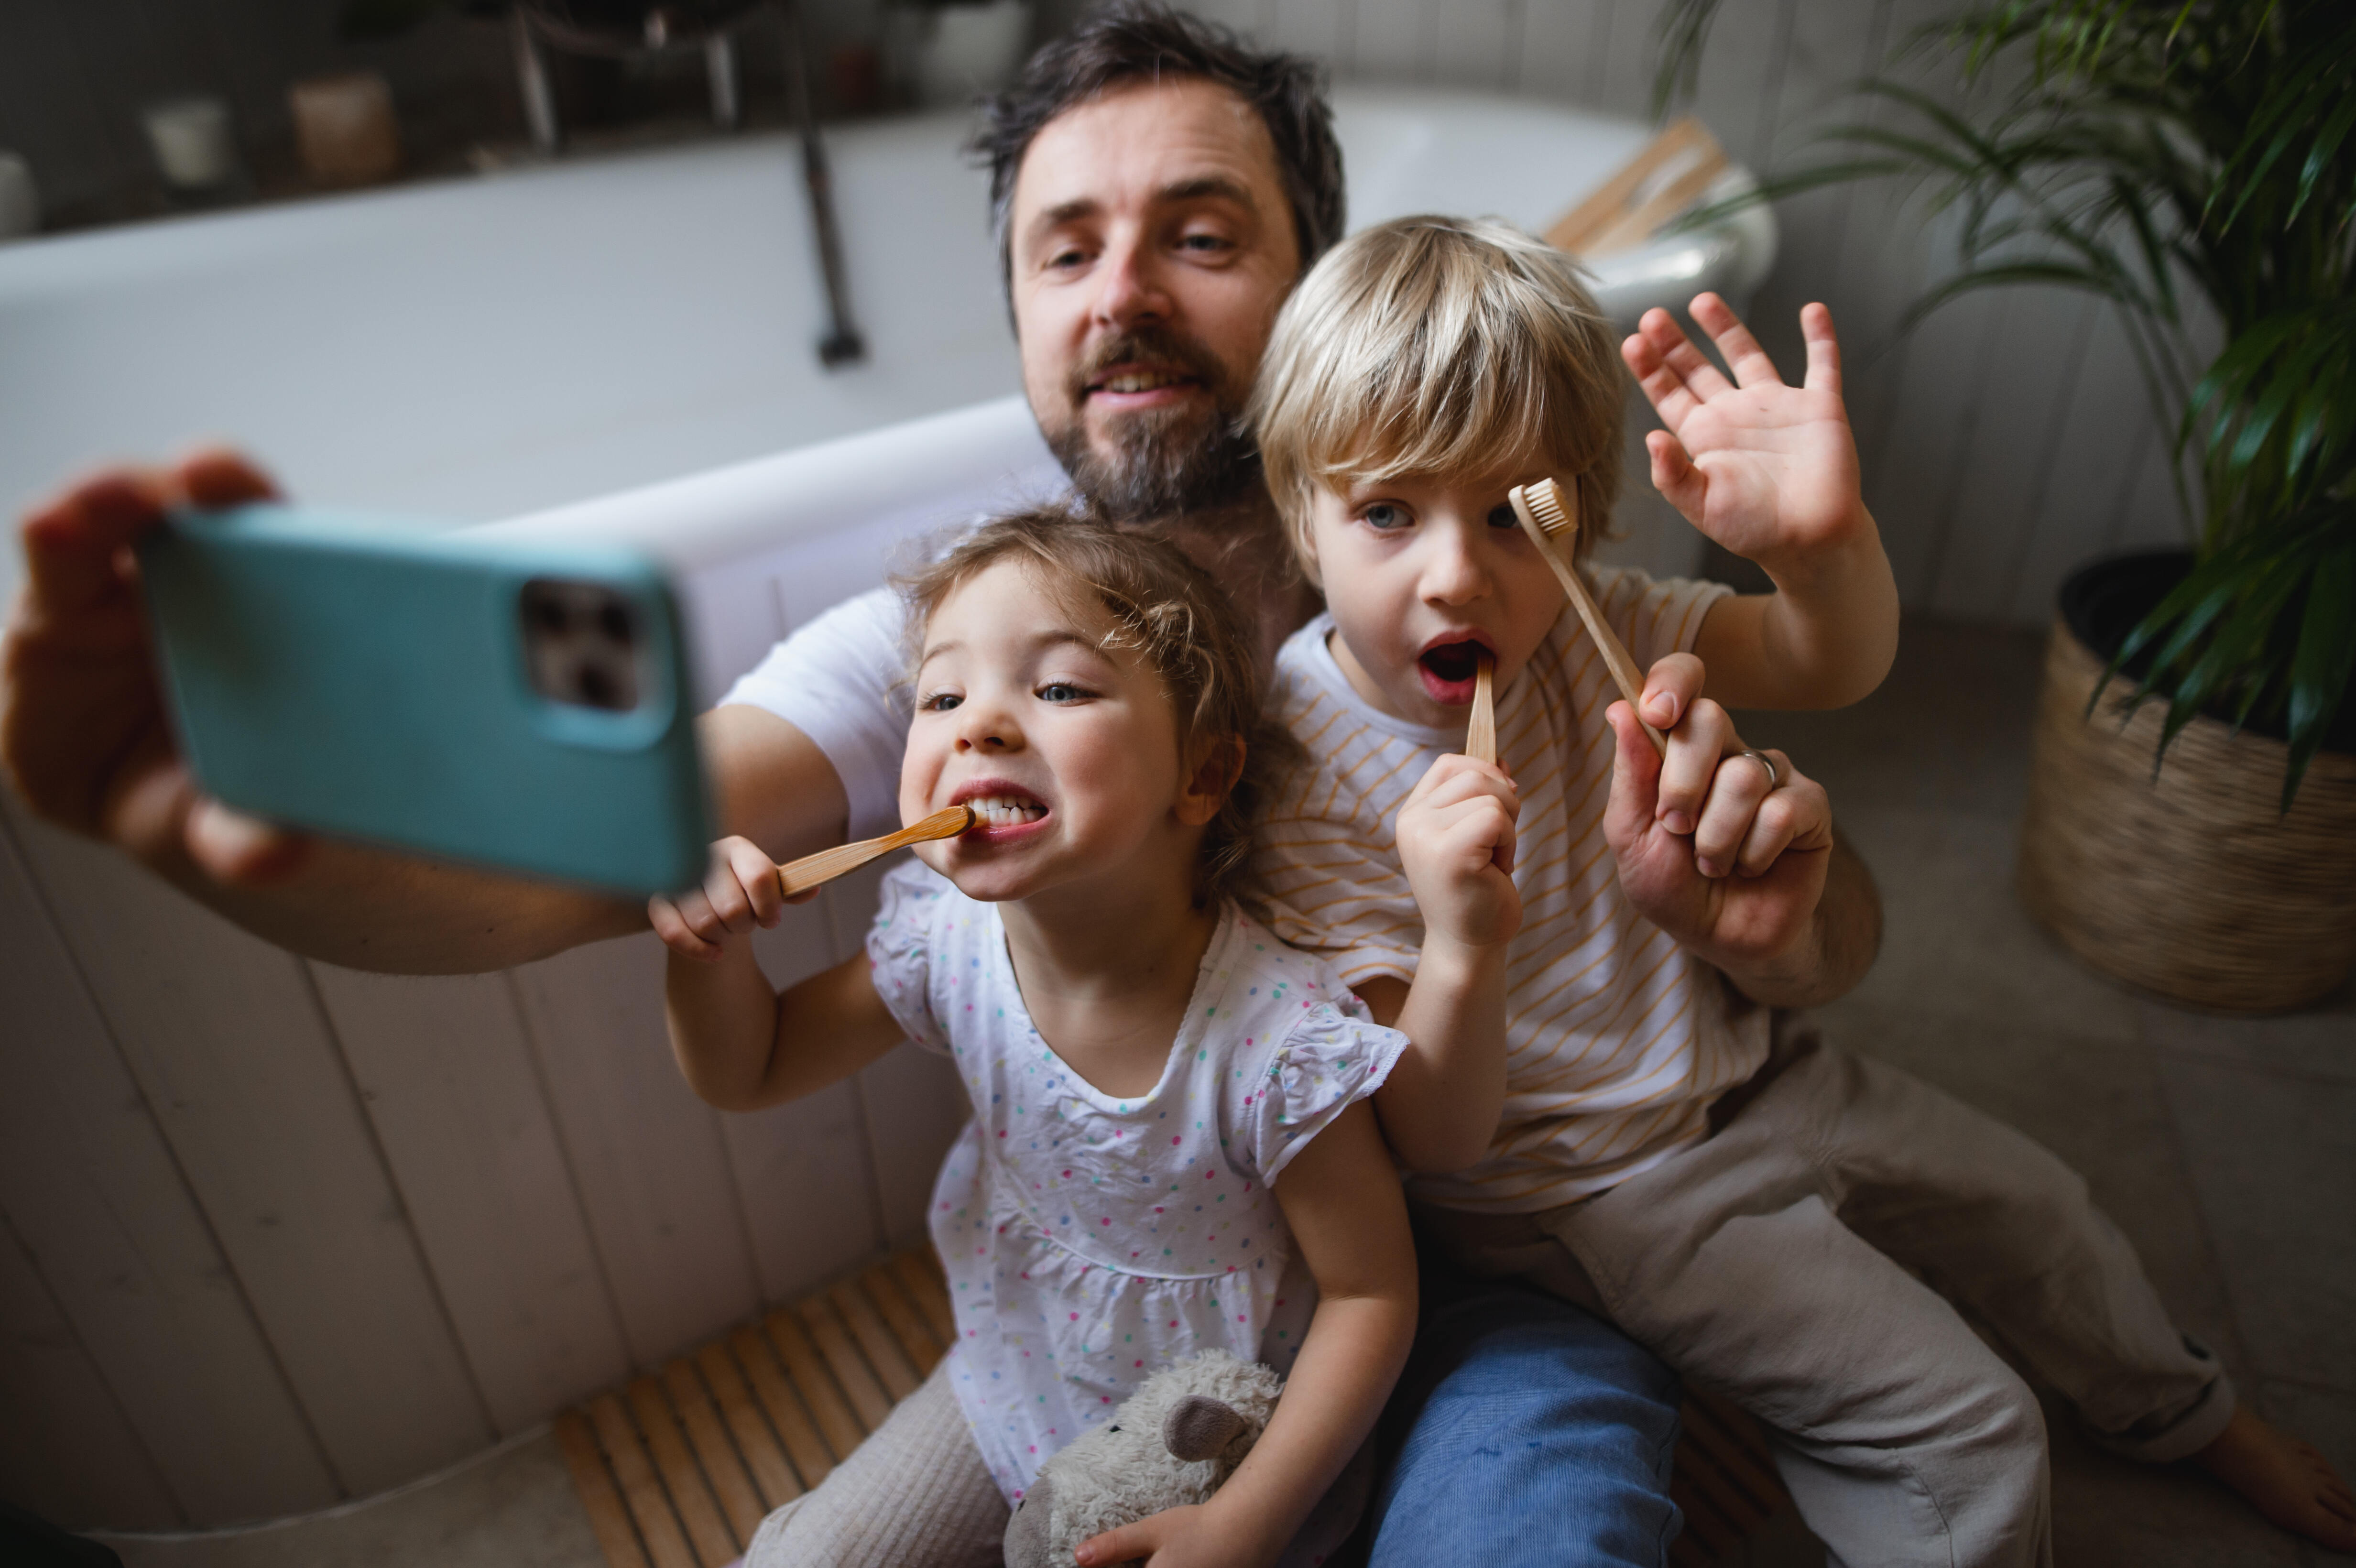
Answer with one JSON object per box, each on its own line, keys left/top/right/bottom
{"left": 650, "top": 835, "right": 791, "bottom": 960}
{"left": 1623, "top": 294, "right": 1867, "bottom": 572}
{"left": 1394, "top": 754, "right": 1522, "bottom": 952}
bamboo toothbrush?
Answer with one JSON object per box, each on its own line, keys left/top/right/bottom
{"left": 1466, "top": 652, "right": 1498, "bottom": 764}
{"left": 775, "top": 804, "right": 975, "bottom": 899}
{"left": 1506, "top": 477, "right": 1670, "bottom": 757}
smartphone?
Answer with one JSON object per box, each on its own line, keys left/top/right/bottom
{"left": 138, "top": 503, "right": 713, "bottom": 895}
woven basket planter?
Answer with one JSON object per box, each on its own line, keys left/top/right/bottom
{"left": 2017, "top": 565, "right": 2356, "bottom": 1013}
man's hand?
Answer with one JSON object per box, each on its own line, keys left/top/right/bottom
{"left": 1622, "top": 294, "right": 1867, "bottom": 574}
{"left": 1393, "top": 753, "right": 1521, "bottom": 952}
{"left": 3, "top": 451, "right": 309, "bottom": 883}
{"left": 1608, "top": 656, "right": 1834, "bottom": 983}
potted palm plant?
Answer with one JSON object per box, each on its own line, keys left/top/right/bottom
{"left": 1663, "top": 0, "right": 2355, "bottom": 1011}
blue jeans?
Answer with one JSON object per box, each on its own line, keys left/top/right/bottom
{"left": 1360, "top": 1267, "right": 1683, "bottom": 1567}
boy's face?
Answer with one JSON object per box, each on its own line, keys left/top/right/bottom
{"left": 900, "top": 559, "right": 1204, "bottom": 904}
{"left": 1306, "top": 460, "right": 1571, "bottom": 729}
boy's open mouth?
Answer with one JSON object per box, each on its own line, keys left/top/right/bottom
{"left": 1416, "top": 638, "right": 1492, "bottom": 705}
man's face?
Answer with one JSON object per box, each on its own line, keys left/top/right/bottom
{"left": 1007, "top": 76, "right": 1303, "bottom": 522}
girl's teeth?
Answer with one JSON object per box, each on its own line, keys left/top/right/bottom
{"left": 970, "top": 795, "right": 1045, "bottom": 826}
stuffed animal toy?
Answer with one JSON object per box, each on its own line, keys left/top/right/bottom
{"left": 1003, "top": 1349, "right": 1284, "bottom": 1568}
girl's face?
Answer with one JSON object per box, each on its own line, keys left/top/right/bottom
{"left": 1305, "top": 455, "right": 1569, "bottom": 730}
{"left": 900, "top": 558, "right": 1215, "bottom": 904}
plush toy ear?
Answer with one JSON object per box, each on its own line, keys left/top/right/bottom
{"left": 1162, "top": 1394, "right": 1247, "bottom": 1461}
{"left": 1002, "top": 1472, "right": 1055, "bottom": 1568}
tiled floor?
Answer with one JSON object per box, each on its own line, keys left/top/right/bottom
{"left": 1727, "top": 618, "right": 2356, "bottom": 1568}
{"left": 91, "top": 618, "right": 2354, "bottom": 1568}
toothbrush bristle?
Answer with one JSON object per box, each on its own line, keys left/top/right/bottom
{"left": 1526, "top": 478, "right": 1576, "bottom": 535}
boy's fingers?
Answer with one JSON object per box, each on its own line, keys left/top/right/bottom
{"left": 1647, "top": 431, "right": 1706, "bottom": 516}
{"left": 1689, "top": 291, "right": 1781, "bottom": 389}
{"left": 1799, "top": 302, "right": 1843, "bottom": 396}
{"left": 1623, "top": 328, "right": 1704, "bottom": 429}
{"left": 1641, "top": 305, "right": 1735, "bottom": 402}
{"left": 1656, "top": 699, "right": 1736, "bottom": 835}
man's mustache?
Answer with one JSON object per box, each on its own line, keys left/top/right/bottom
{"left": 1064, "top": 328, "right": 1236, "bottom": 408}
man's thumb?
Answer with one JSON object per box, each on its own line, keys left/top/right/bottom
{"left": 1602, "top": 701, "right": 1661, "bottom": 852}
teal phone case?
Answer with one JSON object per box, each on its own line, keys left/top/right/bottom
{"left": 138, "top": 504, "right": 713, "bottom": 895}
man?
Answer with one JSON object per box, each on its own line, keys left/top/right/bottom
{"left": 3, "top": 7, "right": 1877, "bottom": 1561}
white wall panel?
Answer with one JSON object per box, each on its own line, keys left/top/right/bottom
{"left": 1926, "top": 287, "right": 2095, "bottom": 619}
{"left": 0, "top": 808, "right": 336, "bottom": 1523}
{"left": 728, "top": 892, "right": 892, "bottom": 1302}
{"left": 2006, "top": 305, "right": 2160, "bottom": 622}
{"left": 1350, "top": 0, "right": 1429, "bottom": 79}
{"left": 823, "top": 860, "right": 972, "bottom": 1250}
{"left": 1514, "top": 0, "right": 1614, "bottom": 101}
{"left": 308, "top": 966, "right": 633, "bottom": 1434}
{"left": 509, "top": 933, "right": 763, "bottom": 1366}
{"left": 7, "top": 814, "right": 493, "bottom": 1499}
{"left": 0, "top": 1216, "right": 178, "bottom": 1530}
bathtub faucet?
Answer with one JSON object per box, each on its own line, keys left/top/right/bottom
{"left": 778, "top": 0, "right": 865, "bottom": 367}
{"left": 511, "top": 0, "right": 865, "bottom": 369}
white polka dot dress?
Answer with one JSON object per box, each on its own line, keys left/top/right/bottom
{"left": 865, "top": 861, "right": 1406, "bottom": 1503}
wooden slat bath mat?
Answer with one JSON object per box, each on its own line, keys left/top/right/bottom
{"left": 556, "top": 1248, "right": 952, "bottom": 1568}
{"left": 557, "top": 1246, "right": 1791, "bottom": 1568}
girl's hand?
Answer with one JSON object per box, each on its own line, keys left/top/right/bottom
{"left": 1394, "top": 753, "right": 1521, "bottom": 952}
{"left": 649, "top": 835, "right": 785, "bottom": 960}
{"left": 1074, "top": 1501, "right": 1273, "bottom": 1568}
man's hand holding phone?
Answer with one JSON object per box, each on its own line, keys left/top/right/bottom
{"left": 5, "top": 450, "right": 308, "bottom": 886}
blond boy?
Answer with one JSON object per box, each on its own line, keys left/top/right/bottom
{"left": 1244, "top": 215, "right": 2351, "bottom": 1565}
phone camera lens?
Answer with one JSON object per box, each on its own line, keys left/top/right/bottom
{"left": 576, "top": 662, "right": 619, "bottom": 709}
{"left": 597, "top": 603, "right": 635, "bottom": 645}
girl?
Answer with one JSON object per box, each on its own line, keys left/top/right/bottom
{"left": 653, "top": 512, "right": 1418, "bottom": 1568}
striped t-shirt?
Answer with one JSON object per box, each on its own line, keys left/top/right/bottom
{"left": 1250, "top": 568, "right": 1770, "bottom": 1213}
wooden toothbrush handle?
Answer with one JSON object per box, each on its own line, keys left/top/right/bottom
{"left": 776, "top": 805, "right": 975, "bottom": 899}
{"left": 1511, "top": 521, "right": 1669, "bottom": 756}
{"left": 1467, "top": 653, "right": 1497, "bottom": 765}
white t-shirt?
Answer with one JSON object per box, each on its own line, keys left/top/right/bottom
{"left": 721, "top": 585, "right": 915, "bottom": 843}
{"left": 1250, "top": 570, "right": 1769, "bottom": 1213}
{"left": 866, "top": 860, "right": 1406, "bottom": 1501}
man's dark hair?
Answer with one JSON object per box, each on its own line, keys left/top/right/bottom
{"left": 971, "top": 2, "right": 1345, "bottom": 290}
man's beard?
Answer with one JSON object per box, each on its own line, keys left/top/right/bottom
{"left": 1044, "top": 327, "right": 1264, "bottom": 525}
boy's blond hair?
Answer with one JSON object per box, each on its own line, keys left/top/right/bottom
{"left": 1248, "top": 215, "right": 1624, "bottom": 579}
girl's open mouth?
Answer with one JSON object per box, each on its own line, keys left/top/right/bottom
{"left": 1417, "top": 639, "right": 1490, "bottom": 705}
{"left": 952, "top": 786, "right": 1052, "bottom": 843}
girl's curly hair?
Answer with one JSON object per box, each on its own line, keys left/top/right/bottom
{"left": 896, "top": 507, "right": 1282, "bottom": 908}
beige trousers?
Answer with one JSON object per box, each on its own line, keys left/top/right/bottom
{"left": 736, "top": 1351, "right": 1372, "bottom": 1567}
{"left": 741, "top": 1361, "right": 1007, "bottom": 1568}
{"left": 1429, "top": 1019, "right": 2232, "bottom": 1568}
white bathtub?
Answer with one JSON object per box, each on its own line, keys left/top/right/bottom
{"left": 0, "top": 88, "right": 1772, "bottom": 1530}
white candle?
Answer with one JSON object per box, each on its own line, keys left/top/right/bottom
{"left": 0, "top": 152, "right": 37, "bottom": 240}
{"left": 142, "top": 96, "right": 237, "bottom": 190}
